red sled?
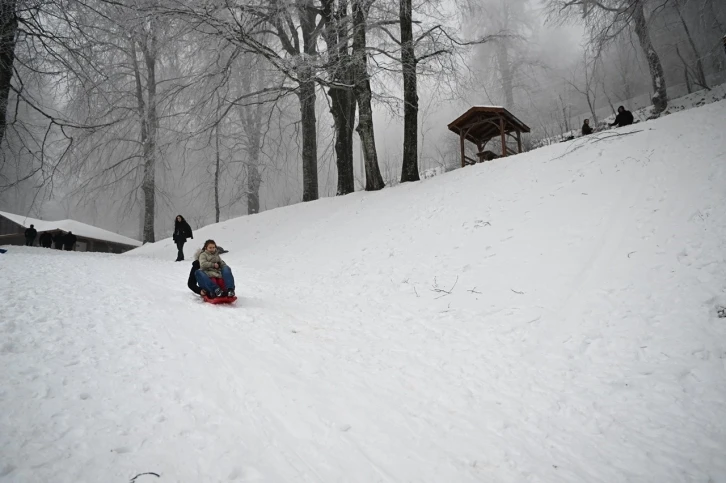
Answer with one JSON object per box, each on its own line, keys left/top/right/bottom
{"left": 201, "top": 277, "right": 238, "bottom": 305}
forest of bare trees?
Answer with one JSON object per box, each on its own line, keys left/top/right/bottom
{"left": 0, "top": 0, "right": 724, "bottom": 241}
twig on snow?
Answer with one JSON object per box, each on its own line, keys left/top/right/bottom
{"left": 130, "top": 473, "right": 160, "bottom": 482}
{"left": 551, "top": 130, "right": 643, "bottom": 161}
{"left": 468, "top": 287, "right": 482, "bottom": 294}
{"left": 511, "top": 289, "right": 524, "bottom": 295}
{"left": 431, "top": 276, "right": 459, "bottom": 299}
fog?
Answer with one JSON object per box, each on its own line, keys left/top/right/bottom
{"left": 0, "top": 0, "right": 724, "bottom": 241}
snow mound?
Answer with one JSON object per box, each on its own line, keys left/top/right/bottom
{"left": 2, "top": 101, "right": 726, "bottom": 482}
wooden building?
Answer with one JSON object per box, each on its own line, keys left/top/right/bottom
{"left": 448, "top": 106, "right": 531, "bottom": 168}
{"left": 0, "top": 210, "right": 141, "bottom": 253}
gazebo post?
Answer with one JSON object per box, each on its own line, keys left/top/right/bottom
{"left": 516, "top": 130, "right": 522, "bottom": 153}
{"left": 459, "top": 129, "right": 465, "bottom": 168}
{"left": 499, "top": 116, "right": 506, "bottom": 158}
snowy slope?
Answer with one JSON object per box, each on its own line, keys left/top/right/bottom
{"left": 2, "top": 101, "right": 726, "bottom": 482}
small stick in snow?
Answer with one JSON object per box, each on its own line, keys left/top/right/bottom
{"left": 511, "top": 289, "right": 524, "bottom": 295}
{"left": 627, "top": 251, "right": 636, "bottom": 258}
{"left": 431, "top": 276, "right": 459, "bottom": 299}
{"left": 130, "top": 473, "right": 160, "bottom": 482}
{"left": 468, "top": 287, "right": 482, "bottom": 294}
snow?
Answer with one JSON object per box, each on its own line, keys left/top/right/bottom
{"left": 2, "top": 100, "right": 726, "bottom": 482}
{"left": 538, "top": 83, "right": 726, "bottom": 146}
{"left": 0, "top": 210, "right": 141, "bottom": 247}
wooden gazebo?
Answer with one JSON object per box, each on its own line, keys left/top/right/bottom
{"left": 447, "top": 106, "right": 530, "bottom": 167}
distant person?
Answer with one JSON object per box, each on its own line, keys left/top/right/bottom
{"left": 172, "top": 215, "right": 193, "bottom": 262}
{"left": 581, "top": 119, "right": 593, "bottom": 136}
{"left": 24, "top": 224, "right": 37, "bottom": 246}
{"left": 63, "top": 231, "right": 77, "bottom": 251}
{"left": 39, "top": 232, "right": 53, "bottom": 248}
{"left": 53, "top": 232, "right": 64, "bottom": 249}
{"left": 610, "top": 106, "right": 634, "bottom": 128}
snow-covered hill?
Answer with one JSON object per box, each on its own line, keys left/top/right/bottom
{"left": 2, "top": 100, "right": 726, "bottom": 482}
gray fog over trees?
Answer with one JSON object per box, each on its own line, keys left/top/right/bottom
{"left": 1, "top": 0, "right": 724, "bottom": 241}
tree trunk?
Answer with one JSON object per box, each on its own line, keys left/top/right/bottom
{"left": 296, "top": 0, "right": 319, "bottom": 202}
{"left": 322, "top": 0, "right": 356, "bottom": 195}
{"left": 214, "top": 119, "right": 221, "bottom": 223}
{"left": 352, "top": 0, "right": 384, "bottom": 191}
{"left": 0, "top": 0, "right": 17, "bottom": 149}
{"left": 495, "top": 41, "right": 514, "bottom": 109}
{"left": 142, "top": 33, "right": 157, "bottom": 244}
{"left": 131, "top": 26, "right": 158, "bottom": 244}
{"left": 246, "top": 142, "right": 261, "bottom": 215}
{"left": 241, "top": 100, "right": 263, "bottom": 215}
{"left": 674, "top": 0, "right": 709, "bottom": 89}
{"left": 297, "top": 68, "right": 319, "bottom": 202}
{"left": 399, "top": 0, "right": 420, "bottom": 183}
{"left": 632, "top": 1, "right": 668, "bottom": 113}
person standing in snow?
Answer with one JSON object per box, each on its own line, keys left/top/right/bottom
{"left": 196, "top": 239, "right": 236, "bottom": 298}
{"left": 581, "top": 119, "right": 593, "bottom": 136}
{"left": 63, "top": 231, "right": 77, "bottom": 251}
{"left": 24, "top": 224, "right": 37, "bottom": 246}
{"left": 39, "top": 232, "right": 53, "bottom": 248}
{"left": 610, "top": 106, "right": 634, "bottom": 128}
{"left": 53, "top": 232, "right": 64, "bottom": 249}
{"left": 173, "top": 215, "right": 193, "bottom": 262}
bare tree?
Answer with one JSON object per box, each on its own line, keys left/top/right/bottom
{"left": 548, "top": 0, "right": 669, "bottom": 114}
{"left": 351, "top": 0, "right": 385, "bottom": 190}
{"left": 0, "top": 0, "right": 17, "bottom": 150}
{"left": 321, "top": 0, "right": 357, "bottom": 195}
{"left": 567, "top": 51, "right": 600, "bottom": 125}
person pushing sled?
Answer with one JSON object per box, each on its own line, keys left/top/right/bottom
{"left": 193, "top": 239, "right": 237, "bottom": 304}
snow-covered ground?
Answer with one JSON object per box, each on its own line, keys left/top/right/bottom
{"left": 2, "top": 100, "right": 726, "bottom": 482}
{"left": 538, "top": 83, "right": 726, "bottom": 145}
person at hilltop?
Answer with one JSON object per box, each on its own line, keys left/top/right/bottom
{"left": 172, "top": 215, "right": 193, "bottom": 262}
{"left": 24, "top": 225, "right": 37, "bottom": 246}
{"left": 39, "top": 232, "right": 53, "bottom": 248}
{"left": 581, "top": 119, "right": 593, "bottom": 136}
{"left": 63, "top": 231, "right": 77, "bottom": 251}
{"left": 195, "top": 239, "right": 235, "bottom": 299}
{"left": 610, "top": 106, "right": 634, "bottom": 128}
{"left": 53, "top": 232, "right": 64, "bottom": 249}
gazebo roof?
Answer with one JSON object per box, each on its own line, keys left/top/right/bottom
{"left": 448, "top": 106, "right": 530, "bottom": 145}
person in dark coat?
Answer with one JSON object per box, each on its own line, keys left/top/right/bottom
{"left": 39, "top": 232, "right": 53, "bottom": 248}
{"left": 172, "top": 215, "right": 193, "bottom": 262}
{"left": 610, "top": 106, "right": 634, "bottom": 127}
{"left": 53, "top": 232, "right": 64, "bottom": 249}
{"left": 188, "top": 259, "right": 206, "bottom": 296}
{"left": 63, "top": 231, "right": 77, "bottom": 251}
{"left": 24, "top": 225, "right": 37, "bottom": 246}
{"left": 581, "top": 119, "right": 593, "bottom": 136}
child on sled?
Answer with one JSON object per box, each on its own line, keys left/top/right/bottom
{"left": 195, "top": 239, "right": 236, "bottom": 299}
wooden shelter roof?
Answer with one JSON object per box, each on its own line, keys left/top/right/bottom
{"left": 447, "top": 106, "right": 531, "bottom": 145}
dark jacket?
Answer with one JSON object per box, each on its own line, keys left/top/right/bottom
{"left": 581, "top": 123, "right": 593, "bottom": 136}
{"left": 188, "top": 260, "right": 202, "bottom": 295}
{"left": 610, "top": 110, "right": 634, "bottom": 127}
{"left": 39, "top": 232, "right": 53, "bottom": 247}
{"left": 173, "top": 216, "right": 193, "bottom": 243}
{"left": 53, "top": 233, "right": 64, "bottom": 249}
{"left": 25, "top": 227, "right": 37, "bottom": 240}
{"left": 63, "top": 232, "right": 77, "bottom": 250}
